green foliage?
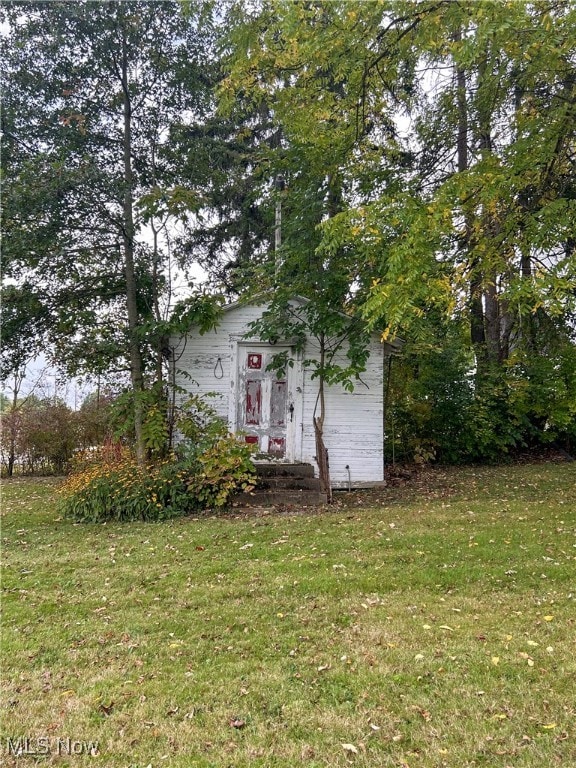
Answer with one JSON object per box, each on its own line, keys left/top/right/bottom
{"left": 175, "top": 392, "right": 228, "bottom": 447}
{"left": 174, "top": 393, "right": 256, "bottom": 508}
{"left": 76, "top": 392, "right": 114, "bottom": 449}
{"left": 111, "top": 384, "right": 169, "bottom": 457}
{"left": 193, "top": 434, "right": 257, "bottom": 509}
{"left": 223, "top": 0, "right": 576, "bottom": 465}
{"left": 60, "top": 447, "right": 192, "bottom": 523}
{"left": 61, "top": 394, "right": 256, "bottom": 522}
{"left": 387, "top": 322, "right": 576, "bottom": 464}
{"left": 1, "top": 0, "right": 218, "bottom": 382}
{"left": 505, "top": 328, "right": 576, "bottom": 449}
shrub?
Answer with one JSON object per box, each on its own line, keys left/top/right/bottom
{"left": 60, "top": 438, "right": 256, "bottom": 523}
{"left": 192, "top": 434, "right": 258, "bottom": 508}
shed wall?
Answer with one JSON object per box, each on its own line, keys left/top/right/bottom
{"left": 171, "top": 304, "right": 265, "bottom": 420}
{"left": 299, "top": 336, "right": 384, "bottom": 487}
{"left": 170, "top": 303, "right": 385, "bottom": 487}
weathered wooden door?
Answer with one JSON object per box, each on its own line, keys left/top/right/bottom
{"left": 238, "top": 347, "right": 291, "bottom": 456}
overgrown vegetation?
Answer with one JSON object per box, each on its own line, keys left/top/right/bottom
{"left": 385, "top": 324, "right": 576, "bottom": 464}
{"left": 2, "top": 462, "right": 575, "bottom": 767}
{"left": 59, "top": 395, "right": 256, "bottom": 522}
{"left": 0, "top": 394, "right": 113, "bottom": 477}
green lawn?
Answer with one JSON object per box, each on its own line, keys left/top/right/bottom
{"left": 1, "top": 462, "right": 575, "bottom": 767}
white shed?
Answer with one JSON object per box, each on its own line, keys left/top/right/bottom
{"left": 170, "top": 298, "right": 398, "bottom": 488}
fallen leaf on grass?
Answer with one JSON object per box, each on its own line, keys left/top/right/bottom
{"left": 230, "top": 718, "right": 246, "bottom": 729}
{"left": 342, "top": 743, "right": 358, "bottom": 754}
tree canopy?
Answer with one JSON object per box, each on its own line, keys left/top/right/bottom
{"left": 2, "top": 0, "right": 575, "bottom": 462}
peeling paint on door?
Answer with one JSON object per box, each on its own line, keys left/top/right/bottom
{"left": 238, "top": 347, "right": 291, "bottom": 457}
{"left": 245, "top": 380, "right": 262, "bottom": 425}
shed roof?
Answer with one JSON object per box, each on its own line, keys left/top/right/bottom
{"left": 219, "top": 294, "right": 403, "bottom": 353}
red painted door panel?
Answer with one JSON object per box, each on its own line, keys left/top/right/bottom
{"left": 245, "top": 380, "right": 262, "bottom": 425}
{"left": 239, "top": 348, "right": 289, "bottom": 457}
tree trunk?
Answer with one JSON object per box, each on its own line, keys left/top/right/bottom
{"left": 484, "top": 278, "right": 500, "bottom": 363}
{"left": 6, "top": 370, "right": 25, "bottom": 477}
{"left": 121, "top": 31, "right": 146, "bottom": 464}
{"left": 313, "top": 333, "right": 333, "bottom": 503}
{"left": 455, "top": 33, "right": 486, "bottom": 364}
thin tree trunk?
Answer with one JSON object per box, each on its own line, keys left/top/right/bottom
{"left": 151, "top": 222, "right": 165, "bottom": 387}
{"left": 6, "top": 369, "right": 25, "bottom": 477}
{"left": 313, "top": 332, "right": 333, "bottom": 503}
{"left": 121, "top": 31, "right": 146, "bottom": 464}
{"left": 484, "top": 279, "right": 500, "bottom": 363}
{"left": 455, "top": 31, "right": 486, "bottom": 364}
{"left": 476, "top": 51, "right": 502, "bottom": 371}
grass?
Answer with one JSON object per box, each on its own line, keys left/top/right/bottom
{"left": 1, "top": 462, "right": 575, "bottom": 767}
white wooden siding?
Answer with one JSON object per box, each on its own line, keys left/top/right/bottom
{"left": 170, "top": 304, "right": 266, "bottom": 423}
{"left": 299, "top": 338, "right": 384, "bottom": 487}
{"left": 170, "top": 302, "right": 385, "bottom": 487}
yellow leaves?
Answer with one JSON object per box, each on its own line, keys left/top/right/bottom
{"left": 380, "top": 326, "right": 392, "bottom": 343}
{"left": 543, "top": 615, "right": 554, "bottom": 622}
{"left": 491, "top": 656, "right": 500, "bottom": 666}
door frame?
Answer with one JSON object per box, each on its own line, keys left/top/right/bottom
{"left": 229, "top": 338, "right": 304, "bottom": 461}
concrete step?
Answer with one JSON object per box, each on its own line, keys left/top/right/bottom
{"left": 232, "top": 489, "right": 328, "bottom": 507}
{"left": 254, "top": 462, "right": 316, "bottom": 479}
{"left": 256, "top": 476, "right": 323, "bottom": 491}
